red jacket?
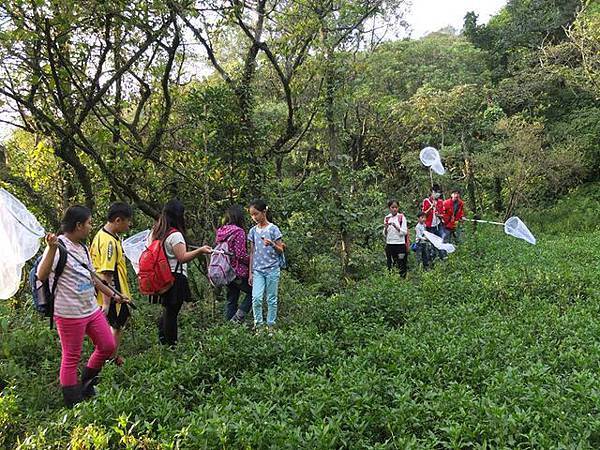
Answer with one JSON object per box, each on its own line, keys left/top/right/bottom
{"left": 422, "top": 197, "right": 444, "bottom": 228}
{"left": 442, "top": 198, "right": 465, "bottom": 231}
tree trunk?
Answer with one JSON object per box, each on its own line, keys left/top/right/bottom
{"left": 276, "top": 156, "right": 283, "bottom": 180}
{"left": 323, "top": 31, "right": 350, "bottom": 276}
{"left": 110, "top": 22, "right": 123, "bottom": 203}
{"left": 55, "top": 140, "right": 95, "bottom": 210}
{"left": 236, "top": 0, "right": 267, "bottom": 198}
{"left": 461, "top": 133, "right": 477, "bottom": 214}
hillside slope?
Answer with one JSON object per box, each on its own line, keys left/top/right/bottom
{"left": 1, "top": 186, "right": 600, "bottom": 449}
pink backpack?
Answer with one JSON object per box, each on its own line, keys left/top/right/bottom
{"left": 207, "top": 235, "right": 236, "bottom": 287}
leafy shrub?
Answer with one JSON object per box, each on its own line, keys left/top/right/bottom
{"left": 1, "top": 195, "right": 600, "bottom": 448}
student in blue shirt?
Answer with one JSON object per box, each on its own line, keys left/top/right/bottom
{"left": 247, "top": 200, "right": 286, "bottom": 334}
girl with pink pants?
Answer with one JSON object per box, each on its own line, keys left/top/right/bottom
{"left": 37, "top": 206, "right": 128, "bottom": 407}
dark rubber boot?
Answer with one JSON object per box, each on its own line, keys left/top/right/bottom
{"left": 230, "top": 309, "right": 246, "bottom": 324}
{"left": 81, "top": 366, "right": 101, "bottom": 400}
{"left": 62, "top": 384, "right": 82, "bottom": 408}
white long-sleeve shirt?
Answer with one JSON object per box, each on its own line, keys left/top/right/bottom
{"left": 384, "top": 213, "right": 407, "bottom": 244}
{"left": 415, "top": 222, "right": 427, "bottom": 243}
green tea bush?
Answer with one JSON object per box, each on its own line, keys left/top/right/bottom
{"left": 1, "top": 194, "right": 600, "bottom": 448}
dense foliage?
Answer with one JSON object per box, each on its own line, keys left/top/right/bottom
{"left": 0, "top": 0, "right": 598, "bottom": 281}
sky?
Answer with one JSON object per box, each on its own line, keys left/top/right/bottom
{"left": 405, "top": 0, "right": 507, "bottom": 38}
{"left": 0, "top": 1, "right": 508, "bottom": 142}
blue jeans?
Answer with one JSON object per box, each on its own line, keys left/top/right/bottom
{"left": 226, "top": 277, "right": 252, "bottom": 320}
{"left": 252, "top": 269, "right": 281, "bottom": 326}
{"left": 416, "top": 242, "right": 432, "bottom": 270}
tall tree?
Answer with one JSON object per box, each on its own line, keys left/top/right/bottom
{"left": 0, "top": 0, "right": 177, "bottom": 216}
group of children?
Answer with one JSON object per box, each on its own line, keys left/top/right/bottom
{"left": 384, "top": 184, "right": 465, "bottom": 274}
{"left": 38, "top": 199, "right": 285, "bottom": 407}
{"left": 38, "top": 185, "right": 464, "bottom": 407}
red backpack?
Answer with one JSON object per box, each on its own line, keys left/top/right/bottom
{"left": 137, "top": 228, "right": 178, "bottom": 295}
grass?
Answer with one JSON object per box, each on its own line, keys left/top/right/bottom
{"left": 1, "top": 186, "right": 600, "bottom": 449}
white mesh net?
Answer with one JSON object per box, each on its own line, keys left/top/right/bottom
{"left": 123, "top": 229, "right": 150, "bottom": 274}
{"left": 419, "top": 147, "right": 446, "bottom": 175}
{"left": 0, "top": 263, "right": 25, "bottom": 299}
{"left": 504, "top": 217, "right": 536, "bottom": 245}
{"left": 0, "top": 188, "right": 44, "bottom": 260}
{"left": 0, "top": 188, "right": 45, "bottom": 299}
{"left": 424, "top": 231, "right": 456, "bottom": 253}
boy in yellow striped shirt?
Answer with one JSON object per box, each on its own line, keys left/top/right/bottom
{"left": 90, "top": 202, "right": 133, "bottom": 366}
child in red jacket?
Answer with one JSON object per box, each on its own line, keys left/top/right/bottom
{"left": 422, "top": 185, "right": 447, "bottom": 259}
{"left": 442, "top": 190, "right": 465, "bottom": 243}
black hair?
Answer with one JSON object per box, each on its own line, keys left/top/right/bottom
{"left": 387, "top": 199, "right": 399, "bottom": 208}
{"left": 224, "top": 205, "right": 245, "bottom": 228}
{"left": 107, "top": 202, "right": 133, "bottom": 222}
{"left": 61, "top": 205, "right": 92, "bottom": 233}
{"left": 152, "top": 199, "right": 187, "bottom": 241}
{"left": 431, "top": 183, "right": 441, "bottom": 193}
{"left": 451, "top": 189, "right": 461, "bottom": 195}
{"left": 417, "top": 212, "right": 426, "bottom": 218}
{"left": 249, "top": 199, "right": 272, "bottom": 221}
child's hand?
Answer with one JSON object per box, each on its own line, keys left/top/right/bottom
{"left": 45, "top": 233, "right": 58, "bottom": 248}
{"left": 248, "top": 273, "right": 253, "bottom": 286}
{"left": 262, "top": 238, "right": 273, "bottom": 246}
{"left": 199, "top": 245, "right": 212, "bottom": 254}
{"left": 114, "top": 294, "right": 130, "bottom": 304}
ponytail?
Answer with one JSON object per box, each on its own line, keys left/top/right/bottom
{"left": 60, "top": 205, "right": 92, "bottom": 233}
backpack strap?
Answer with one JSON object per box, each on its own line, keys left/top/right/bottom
{"left": 163, "top": 228, "right": 185, "bottom": 275}
{"left": 48, "top": 243, "right": 68, "bottom": 329}
{"left": 423, "top": 198, "right": 436, "bottom": 215}
{"left": 400, "top": 214, "right": 410, "bottom": 250}
{"left": 222, "top": 230, "right": 240, "bottom": 260}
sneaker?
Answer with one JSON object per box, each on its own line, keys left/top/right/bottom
{"left": 230, "top": 310, "right": 246, "bottom": 324}
{"left": 253, "top": 324, "right": 265, "bottom": 335}
{"left": 267, "top": 325, "right": 277, "bottom": 336}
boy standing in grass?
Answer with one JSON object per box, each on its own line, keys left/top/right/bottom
{"left": 90, "top": 202, "right": 133, "bottom": 366}
{"left": 415, "top": 212, "right": 432, "bottom": 270}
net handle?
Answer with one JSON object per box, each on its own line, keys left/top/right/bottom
{"left": 465, "top": 218, "right": 505, "bottom": 226}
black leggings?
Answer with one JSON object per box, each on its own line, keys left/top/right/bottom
{"left": 385, "top": 244, "right": 407, "bottom": 277}
{"left": 158, "top": 273, "right": 191, "bottom": 346}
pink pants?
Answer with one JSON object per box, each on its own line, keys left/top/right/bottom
{"left": 54, "top": 309, "right": 115, "bottom": 386}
